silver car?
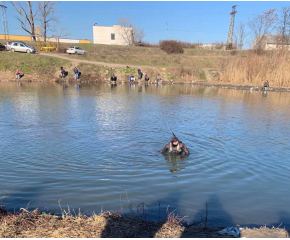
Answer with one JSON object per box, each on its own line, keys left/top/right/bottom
{"left": 10, "top": 42, "right": 36, "bottom": 53}
{"left": 5, "top": 41, "right": 24, "bottom": 51}
{"left": 66, "top": 46, "right": 86, "bottom": 55}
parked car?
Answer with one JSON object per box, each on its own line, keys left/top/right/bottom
{"left": 66, "top": 46, "right": 86, "bottom": 55}
{"left": 5, "top": 41, "right": 24, "bottom": 51}
{"left": 0, "top": 43, "right": 5, "bottom": 51}
{"left": 9, "top": 42, "right": 36, "bottom": 53}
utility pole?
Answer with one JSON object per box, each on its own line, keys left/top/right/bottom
{"left": 226, "top": 5, "right": 237, "bottom": 50}
{"left": 0, "top": 1, "right": 9, "bottom": 39}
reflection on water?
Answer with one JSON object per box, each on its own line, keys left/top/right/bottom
{"left": 163, "top": 154, "right": 186, "bottom": 173}
{"left": 0, "top": 82, "right": 290, "bottom": 228}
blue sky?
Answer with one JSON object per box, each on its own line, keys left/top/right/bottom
{"left": 2, "top": 1, "right": 290, "bottom": 47}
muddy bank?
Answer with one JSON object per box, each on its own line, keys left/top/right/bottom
{"left": 0, "top": 208, "right": 288, "bottom": 238}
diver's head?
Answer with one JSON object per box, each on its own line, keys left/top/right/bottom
{"left": 170, "top": 136, "right": 179, "bottom": 146}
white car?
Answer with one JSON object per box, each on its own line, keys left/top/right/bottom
{"left": 66, "top": 46, "right": 86, "bottom": 55}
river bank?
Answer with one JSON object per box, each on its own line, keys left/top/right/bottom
{"left": 2, "top": 72, "right": 290, "bottom": 93}
{"left": 0, "top": 208, "right": 288, "bottom": 238}
{"left": 2, "top": 46, "right": 290, "bottom": 89}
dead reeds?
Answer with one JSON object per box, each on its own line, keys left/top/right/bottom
{"left": 217, "top": 50, "right": 290, "bottom": 88}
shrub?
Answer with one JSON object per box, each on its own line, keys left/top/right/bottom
{"left": 136, "top": 41, "right": 159, "bottom": 48}
{"left": 230, "top": 50, "right": 237, "bottom": 55}
{"left": 212, "top": 41, "right": 225, "bottom": 50}
{"left": 159, "top": 40, "right": 184, "bottom": 54}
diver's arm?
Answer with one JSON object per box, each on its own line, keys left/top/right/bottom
{"left": 161, "top": 144, "right": 170, "bottom": 153}
{"left": 182, "top": 144, "right": 190, "bottom": 155}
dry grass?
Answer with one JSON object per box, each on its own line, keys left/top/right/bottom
{"left": 24, "top": 40, "right": 231, "bottom": 68}
{"left": 3, "top": 40, "right": 290, "bottom": 88}
{"left": 0, "top": 201, "right": 226, "bottom": 238}
{"left": 217, "top": 50, "right": 290, "bottom": 88}
{"left": 1, "top": 205, "right": 289, "bottom": 238}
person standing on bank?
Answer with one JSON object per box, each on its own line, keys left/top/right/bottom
{"left": 161, "top": 135, "right": 190, "bottom": 155}
{"left": 74, "top": 67, "right": 79, "bottom": 80}
{"left": 138, "top": 69, "right": 143, "bottom": 80}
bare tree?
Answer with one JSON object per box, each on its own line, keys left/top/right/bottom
{"left": 51, "top": 27, "right": 70, "bottom": 39}
{"left": 277, "top": 6, "right": 290, "bottom": 47}
{"left": 248, "top": 8, "right": 278, "bottom": 50}
{"left": 235, "top": 21, "right": 246, "bottom": 49}
{"left": 37, "top": 1, "right": 58, "bottom": 43}
{"left": 133, "top": 26, "right": 144, "bottom": 44}
{"left": 118, "top": 17, "right": 144, "bottom": 46}
{"left": 10, "top": 1, "right": 38, "bottom": 41}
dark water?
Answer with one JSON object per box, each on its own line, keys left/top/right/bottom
{"left": 1, "top": 82, "right": 290, "bottom": 228}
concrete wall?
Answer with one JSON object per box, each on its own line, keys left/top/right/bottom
{"left": 0, "top": 34, "right": 91, "bottom": 44}
{"left": 265, "top": 43, "right": 290, "bottom": 50}
{"left": 93, "top": 25, "right": 133, "bottom": 46}
{"left": 0, "top": 34, "right": 31, "bottom": 42}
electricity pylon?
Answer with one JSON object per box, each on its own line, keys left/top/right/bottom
{"left": 0, "top": 1, "right": 9, "bottom": 39}
{"left": 226, "top": 5, "right": 237, "bottom": 50}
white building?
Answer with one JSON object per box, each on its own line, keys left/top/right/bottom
{"left": 254, "top": 35, "right": 290, "bottom": 50}
{"left": 93, "top": 25, "right": 134, "bottom": 46}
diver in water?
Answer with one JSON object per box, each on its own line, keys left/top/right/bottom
{"left": 161, "top": 134, "right": 190, "bottom": 155}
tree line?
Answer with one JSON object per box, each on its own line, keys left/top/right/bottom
{"left": 10, "top": 1, "right": 68, "bottom": 43}
{"left": 9, "top": 2, "right": 290, "bottom": 50}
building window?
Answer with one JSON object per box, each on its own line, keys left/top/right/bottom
{"left": 111, "top": 33, "right": 115, "bottom": 40}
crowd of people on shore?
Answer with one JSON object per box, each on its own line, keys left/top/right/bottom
{"left": 127, "top": 69, "right": 161, "bottom": 84}
{"left": 13, "top": 67, "right": 271, "bottom": 90}
{"left": 57, "top": 67, "right": 161, "bottom": 84}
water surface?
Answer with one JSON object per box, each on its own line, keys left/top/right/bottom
{"left": 1, "top": 82, "right": 290, "bottom": 228}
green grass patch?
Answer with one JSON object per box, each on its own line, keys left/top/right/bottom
{"left": 0, "top": 51, "right": 70, "bottom": 75}
{"left": 199, "top": 71, "right": 207, "bottom": 81}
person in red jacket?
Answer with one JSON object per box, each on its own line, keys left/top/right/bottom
{"left": 16, "top": 69, "right": 21, "bottom": 79}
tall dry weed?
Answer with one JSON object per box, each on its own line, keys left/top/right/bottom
{"left": 218, "top": 50, "right": 290, "bottom": 87}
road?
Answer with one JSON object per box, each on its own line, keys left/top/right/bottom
{"left": 38, "top": 52, "right": 150, "bottom": 69}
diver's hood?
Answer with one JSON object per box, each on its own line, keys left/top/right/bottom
{"left": 170, "top": 136, "right": 179, "bottom": 143}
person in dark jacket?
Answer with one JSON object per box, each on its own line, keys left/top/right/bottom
{"left": 60, "top": 67, "right": 66, "bottom": 78}
{"left": 138, "top": 69, "right": 143, "bottom": 80}
{"left": 111, "top": 74, "right": 117, "bottom": 82}
{"left": 264, "top": 80, "right": 269, "bottom": 88}
{"left": 145, "top": 74, "right": 150, "bottom": 82}
{"left": 161, "top": 136, "right": 190, "bottom": 155}
{"left": 73, "top": 67, "right": 79, "bottom": 80}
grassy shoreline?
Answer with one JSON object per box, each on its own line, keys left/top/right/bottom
{"left": 0, "top": 207, "right": 288, "bottom": 238}
{"left": 1, "top": 42, "right": 290, "bottom": 88}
